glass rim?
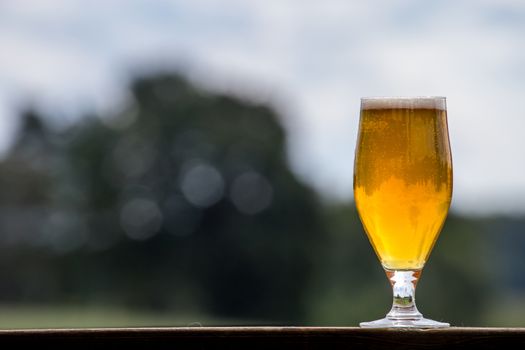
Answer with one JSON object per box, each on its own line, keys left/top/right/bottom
{"left": 361, "top": 96, "right": 447, "bottom": 110}
{"left": 361, "top": 96, "right": 446, "bottom": 101}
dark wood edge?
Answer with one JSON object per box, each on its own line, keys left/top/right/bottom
{"left": 1, "top": 326, "right": 525, "bottom": 334}
{"left": 0, "top": 327, "right": 524, "bottom": 349}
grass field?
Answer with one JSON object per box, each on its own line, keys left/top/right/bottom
{"left": 0, "top": 304, "right": 237, "bottom": 329}
{"left": 0, "top": 298, "right": 524, "bottom": 329}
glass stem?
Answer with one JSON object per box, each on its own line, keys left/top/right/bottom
{"left": 385, "top": 269, "right": 423, "bottom": 320}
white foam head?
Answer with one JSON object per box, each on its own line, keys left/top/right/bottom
{"left": 361, "top": 96, "right": 446, "bottom": 110}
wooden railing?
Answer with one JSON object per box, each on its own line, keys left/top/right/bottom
{"left": 1, "top": 327, "right": 524, "bottom": 348}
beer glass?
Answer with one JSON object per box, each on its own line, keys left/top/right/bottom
{"left": 354, "top": 97, "right": 452, "bottom": 328}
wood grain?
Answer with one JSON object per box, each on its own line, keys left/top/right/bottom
{"left": 0, "top": 327, "right": 524, "bottom": 349}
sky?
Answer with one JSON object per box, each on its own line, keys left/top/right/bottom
{"left": 0, "top": 0, "right": 525, "bottom": 214}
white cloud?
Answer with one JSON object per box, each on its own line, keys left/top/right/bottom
{"left": 0, "top": 0, "right": 524, "bottom": 213}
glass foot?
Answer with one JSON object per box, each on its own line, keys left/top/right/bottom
{"left": 360, "top": 316, "right": 449, "bottom": 328}
{"left": 359, "top": 269, "right": 450, "bottom": 328}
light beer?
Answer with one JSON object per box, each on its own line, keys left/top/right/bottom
{"left": 354, "top": 98, "right": 452, "bottom": 270}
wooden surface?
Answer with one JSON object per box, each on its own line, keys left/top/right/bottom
{"left": 0, "top": 327, "right": 524, "bottom": 349}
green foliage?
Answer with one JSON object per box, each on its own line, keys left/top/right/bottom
{"left": 0, "top": 72, "right": 523, "bottom": 327}
{"left": 0, "top": 73, "right": 322, "bottom": 323}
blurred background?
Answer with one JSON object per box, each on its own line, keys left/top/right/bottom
{"left": 0, "top": 0, "right": 524, "bottom": 328}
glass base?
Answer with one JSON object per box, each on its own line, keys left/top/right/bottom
{"left": 359, "top": 269, "right": 450, "bottom": 328}
{"left": 360, "top": 317, "right": 449, "bottom": 329}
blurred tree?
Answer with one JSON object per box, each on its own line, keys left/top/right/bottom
{"left": 0, "top": 73, "right": 323, "bottom": 323}
{"left": 0, "top": 72, "right": 523, "bottom": 326}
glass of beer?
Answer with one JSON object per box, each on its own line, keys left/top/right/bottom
{"left": 354, "top": 96, "right": 452, "bottom": 328}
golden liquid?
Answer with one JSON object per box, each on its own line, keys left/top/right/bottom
{"left": 354, "top": 107, "right": 452, "bottom": 270}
